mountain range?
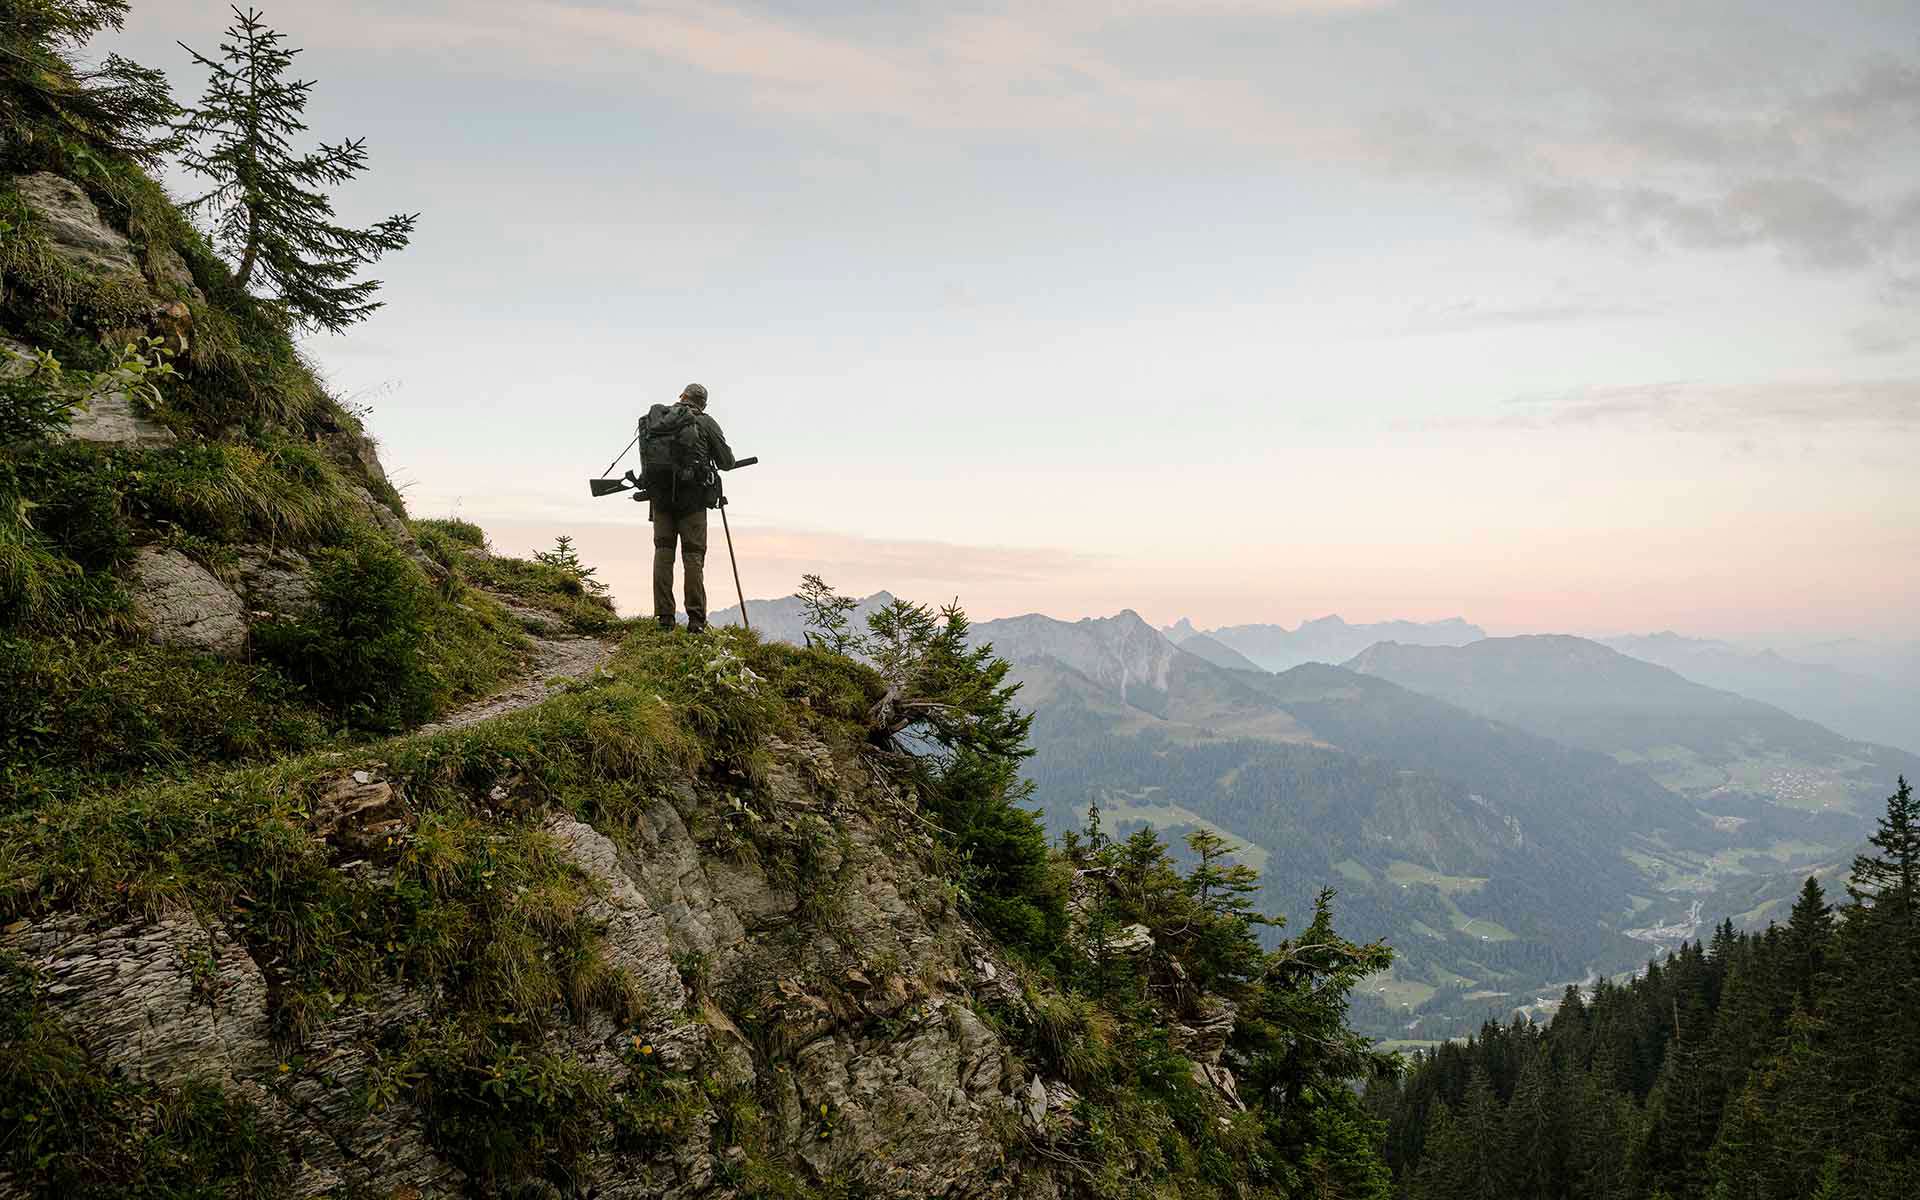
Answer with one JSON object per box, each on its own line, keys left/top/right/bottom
{"left": 1600, "top": 632, "right": 1919, "bottom": 755}
{"left": 1165, "top": 614, "right": 1486, "bottom": 672}
{"left": 1344, "top": 635, "right": 1919, "bottom": 822}
{"left": 730, "top": 592, "right": 1914, "bottom": 1039}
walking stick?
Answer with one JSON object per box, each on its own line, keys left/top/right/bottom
{"left": 718, "top": 497, "right": 749, "bottom": 631}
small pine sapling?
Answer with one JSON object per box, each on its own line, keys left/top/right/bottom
{"left": 176, "top": 6, "right": 417, "bottom": 332}
{"left": 535, "top": 534, "right": 606, "bottom": 595}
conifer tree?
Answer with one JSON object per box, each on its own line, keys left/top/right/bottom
{"left": 1781, "top": 876, "right": 1833, "bottom": 1004}
{"left": 176, "top": 6, "right": 416, "bottom": 332}
{"left": 1850, "top": 776, "right": 1918, "bottom": 927}
{"left": 0, "top": 0, "right": 180, "bottom": 165}
{"left": 1502, "top": 1049, "right": 1565, "bottom": 1199}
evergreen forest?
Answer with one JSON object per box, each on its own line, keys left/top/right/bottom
{"left": 1367, "top": 776, "right": 1920, "bottom": 1199}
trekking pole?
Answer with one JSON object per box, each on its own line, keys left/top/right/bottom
{"left": 718, "top": 496, "right": 750, "bottom": 632}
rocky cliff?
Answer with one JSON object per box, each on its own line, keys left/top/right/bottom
{"left": 2, "top": 634, "right": 1070, "bottom": 1196}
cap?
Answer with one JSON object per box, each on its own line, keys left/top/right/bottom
{"left": 679, "top": 382, "right": 708, "bottom": 405}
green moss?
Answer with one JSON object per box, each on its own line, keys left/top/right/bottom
{"left": 0, "top": 954, "right": 291, "bottom": 1197}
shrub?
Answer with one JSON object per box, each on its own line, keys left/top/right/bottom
{"left": 12, "top": 442, "right": 134, "bottom": 572}
{"left": 413, "top": 516, "right": 486, "bottom": 551}
{"left": 256, "top": 534, "right": 440, "bottom": 730}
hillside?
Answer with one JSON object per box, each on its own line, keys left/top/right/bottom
{"left": 0, "top": 13, "right": 1399, "bottom": 1194}
{"left": 960, "top": 613, "right": 1733, "bottom": 1037}
{"left": 1366, "top": 783, "right": 1920, "bottom": 1199}
{"left": 1602, "top": 631, "right": 1920, "bottom": 755}
{"left": 1344, "top": 635, "right": 1920, "bottom": 820}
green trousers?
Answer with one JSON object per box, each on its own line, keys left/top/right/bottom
{"left": 651, "top": 505, "right": 708, "bottom": 626}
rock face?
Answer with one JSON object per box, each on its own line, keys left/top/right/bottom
{"left": 130, "top": 546, "right": 248, "bottom": 655}
{"left": 232, "top": 546, "right": 314, "bottom": 615}
{"left": 972, "top": 610, "right": 1178, "bottom": 710}
{"left": 63, "top": 388, "right": 178, "bottom": 448}
{"left": 350, "top": 485, "right": 441, "bottom": 577}
{"left": 4, "top": 738, "right": 1072, "bottom": 1198}
{"left": 0, "top": 913, "right": 461, "bottom": 1198}
{"left": 1, "top": 332, "right": 177, "bottom": 448}
{"left": 12, "top": 172, "right": 144, "bottom": 279}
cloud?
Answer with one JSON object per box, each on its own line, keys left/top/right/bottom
{"left": 1500, "top": 379, "right": 1920, "bottom": 433}
{"left": 134, "top": 1, "right": 1920, "bottom": 299}
{"left": 1509, "top": 61, "right": 1920, "bottom": 292}
{"left": 1401, "top": 294, "right": 1650, "bottom": 335}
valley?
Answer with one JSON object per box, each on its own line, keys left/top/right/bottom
{"left": 726, "top": 595, "right": 1909, "bottom": 1043}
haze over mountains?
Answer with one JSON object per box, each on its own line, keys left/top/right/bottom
{"left": 1164, "top": 614, "right": 1487, "bottom": 673}
{"left": 1344, "top": 636, "right": 1920, "bottom": 821}
{"left": 720, "top": 589, "right": 1915, "bottom": 1039}
{"left": 1600, "top": 632, "right": 1919, "bottom": 756}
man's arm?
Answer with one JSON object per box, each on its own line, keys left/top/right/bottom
{"left": 703, "top": 416, "right": 736, "bottom": 470}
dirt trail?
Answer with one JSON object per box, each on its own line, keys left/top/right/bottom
{"left": 416, "top": 595, "right": 617, "bottom": 735}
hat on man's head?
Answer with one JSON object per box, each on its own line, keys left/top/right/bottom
{"left": 679, "top": 382, "right": 708, "bottom": 407}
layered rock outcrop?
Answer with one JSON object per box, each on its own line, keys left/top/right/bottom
{"left": 2, "top": 734, "right": 1073, "bottom": 1198}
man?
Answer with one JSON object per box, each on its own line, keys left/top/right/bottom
{"left": 653, "top": 382, "right": 735, "bottom": 633}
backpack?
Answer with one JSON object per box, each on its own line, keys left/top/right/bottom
{"left": 636, "top": 403, "right": 713, "bottom": 506}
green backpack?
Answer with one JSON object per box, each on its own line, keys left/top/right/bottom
{"left": 637, "top": 403, "right": 713, "bottom": 505}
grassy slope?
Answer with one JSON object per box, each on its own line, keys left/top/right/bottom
{"left": 0, "top": 623, "right": 889, "bottom": 1194}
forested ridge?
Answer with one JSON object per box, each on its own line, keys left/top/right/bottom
{"left": 1367, "top": 776, "right": 1919, "bottom": 1199}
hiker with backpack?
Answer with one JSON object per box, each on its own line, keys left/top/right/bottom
{"left": 638, "top": 383, "right": 736, "bottom": 632}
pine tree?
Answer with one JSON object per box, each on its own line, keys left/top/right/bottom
{"left": 176, "top": 6, "right": 416, "bottom": 331}
{"left": 1781, "top": 876, "right": 1833, "bottom": 1004}
{"left": 1850, "top": 776, "right": 1918, "bottom": 929}
{"left": 1502, "top": 1049, "right": 1565, "bottom": 1199}
{"left": 0, "top": 0, "right": 180, "bottom": 166}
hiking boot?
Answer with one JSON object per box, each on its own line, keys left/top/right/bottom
{"left": 656, "top": 617, "right": 677, "bottom": 632}
{"left": 686, "top": 621, "right": 708, "bottom": 635}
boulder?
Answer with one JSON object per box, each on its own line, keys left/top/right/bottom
{"left": 12, "top": 172, "right": 143, "bottom": 279}
{"left": 131, "top": 545, "right": 247, "bottom": 656}
{"left": 233, "top": 546, "right": 314, "bottom": 615}
{"left": 1108, "top": 922, "right": 1155, "bottom": 956}
{"left": 63, "top": 387, "right": 177, "bottom": 448}
{"left": 1, "top": 333, "right": 176, "bottom": 448}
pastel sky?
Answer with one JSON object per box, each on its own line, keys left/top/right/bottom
{"left": 102, "top": 0, "right": 1919, "bottom": 636}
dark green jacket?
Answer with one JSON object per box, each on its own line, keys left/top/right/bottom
{"left": 686, "top": 406, "right": 735, "bottom": 473}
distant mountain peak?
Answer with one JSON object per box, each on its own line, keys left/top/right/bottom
{"left": 1300, "top": 614, "right": 1353, "bottom": 631}
{"left": 1165, "top": 617, "right": 1201, "bottom": 644}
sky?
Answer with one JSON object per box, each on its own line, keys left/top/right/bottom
{"left": 99, "top": 0, "right": 1920, "bottom": 637}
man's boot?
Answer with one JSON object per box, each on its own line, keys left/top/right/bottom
{"left": 656, "top": 616, "right": 676, "bottom": 632}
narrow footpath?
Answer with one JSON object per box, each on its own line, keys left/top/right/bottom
{"left": 415, "top": 592, "right": 617, "bottom": 735}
